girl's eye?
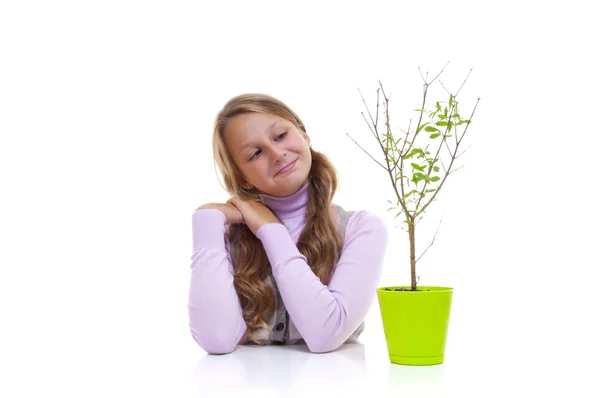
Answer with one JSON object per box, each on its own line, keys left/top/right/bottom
{"left": 249, "top": 149, "right": 261, "bottom": 161}
{"left": 276, "top": 132, "right": 288, "bottom": 140}
{"left": 248, "top": 132, "right": 287, "bottom": 161}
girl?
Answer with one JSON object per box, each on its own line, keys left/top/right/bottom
{"left": 188, "top": 93, "right": 388, "bottom": 354}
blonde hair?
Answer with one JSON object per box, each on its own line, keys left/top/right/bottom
{"left": 212, "top": 93, "right": 342, "bottom": 344}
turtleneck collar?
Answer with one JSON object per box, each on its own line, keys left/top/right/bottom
{"left": 259, "top": 182, "right": 310, "bottom": 220}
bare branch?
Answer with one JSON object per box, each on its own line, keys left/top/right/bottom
{"left": 439, "top": 81, "right": 451, "bottom": 95}
{"left": 439, "top": 157, "right": 448, "bottom": 174}
{"left": 457, "top": 98, "right": 481, "bottom": 146}
{"left": 360, "top": 111, "right": 378, "bottom": 141}
{"left": 456, "top": 144, "right": 472, "bottom": 159}
{"left": 448, "top": 165, "right": 464, "bottom": 175}
{"left": 455, "top": 68, "right": 473, "bottom": 98}
{"left": 375, "top": 89, "right": 380, "bottom": 137}
{"left": 429, "top": 61, "right": 450, "bottom": 85}
{"left": 358, "top": 88, "right": 384, "bottom": 145}
{"left": 346, "top": 133, "right": 387, "bottom": 171}
{"left": 358, "top": 88, "right": 378, "bottom": 134}
{"left": 416, "top": 218, "right": 443, "bottom": 263}
{"left": 418, "top": 67, "right": 427, "bottom": 85}
{"left": 378, "top": 80, "right": 391, "bottom": 102}
{"left": 444, "top": 135, "right": 454, "bottom": 157}
{"left": 439, "top": 67, "right": 473, "bottom": 101}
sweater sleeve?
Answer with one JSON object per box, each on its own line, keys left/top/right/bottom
{"left": 255, "top": 210, "right": 388, "bottom": 353}
{"left": 187, "top": 209, "right": 247, "bottom": 354}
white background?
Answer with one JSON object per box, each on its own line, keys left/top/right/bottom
{"left": 1, "top": 0, "right": 599, "bottom": 396}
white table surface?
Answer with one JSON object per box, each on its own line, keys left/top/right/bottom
{"left": 3, "top": 286, "right": 598, "bottom": 398}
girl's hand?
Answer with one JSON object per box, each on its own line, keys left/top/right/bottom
{"left": 226, "top": 197, "right": 281, "bottom": 235}
{"left": 195, "top": 203, "right": 244, "bottom": 225}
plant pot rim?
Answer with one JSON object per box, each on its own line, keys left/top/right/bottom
{"left": 377, "top": 286, "right": 453, "bottom": 293}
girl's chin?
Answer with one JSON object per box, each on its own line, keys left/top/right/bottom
{"left": 264, "top": 179, "right": 307, "bottom": 196}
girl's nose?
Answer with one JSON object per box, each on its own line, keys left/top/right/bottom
{"left": 274, "top": 149, "right": 287, "bottom": 163}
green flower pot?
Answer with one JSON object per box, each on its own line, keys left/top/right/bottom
{"left": 376, "top": 286, "right": 453, "bottom": 366}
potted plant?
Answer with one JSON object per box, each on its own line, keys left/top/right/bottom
{"left": 347, "top": 62, "right": 480, "bottom": 365}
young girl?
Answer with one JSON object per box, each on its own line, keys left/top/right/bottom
{"left": 188, "top": 93, "right": 388, "bottom": 354}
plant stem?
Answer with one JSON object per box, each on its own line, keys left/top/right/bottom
{"left": 409, "top": 222, "right": 417, "bottom": 290}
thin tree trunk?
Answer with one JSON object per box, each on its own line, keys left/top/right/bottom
{"left": 409, "top": 222, "right": 416, "bottom": 290}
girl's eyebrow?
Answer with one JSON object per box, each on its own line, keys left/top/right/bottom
{"left": 238, "top": 121, "right": 278, "bottom": 154}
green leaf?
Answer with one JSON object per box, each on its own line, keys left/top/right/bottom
{"left": 402, "top": 189, "right": 417, "bottom": 200}
{"left": 430, "top": 176, "right": 441, "bottom": 182}
{"left": 425, "top": 189, "right": 436, "bottom": 193}
{"left": 416, "top": 122, "right": 430, "bottom": 134}
{"left": 436, "top": 121, "right": 448, "bottom": 126}
{"left": 424, "top": 126, "right": 439, "bottom": 133}
{"left": 414, "top": 109, "right": 426, "bottom": 112}
{"left": 412, "top": 172, "right": 426, "bottom": 183}
{"left": 437, "top": 114, "right": 447, "bottom": 120}
{"left": 411, "top": 163, "right": 426, "bottom": 172}
{"left": 430, "top": 133, "right": 440, "bottom": 139}
{"left": 457, "top": 119, "right": 470, "bottom": 125}
{"left": 404, "top": 148, "right": 424, "bottom": 160}
{"left": 451, "top": 113, "right": 460, "bottom": 119}
{"left": 433, "top": 166, "right": 440, "bottom": 172}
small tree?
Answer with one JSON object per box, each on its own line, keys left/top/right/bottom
{"left": 347, "top": 62, "right": 480, "bottom": 291}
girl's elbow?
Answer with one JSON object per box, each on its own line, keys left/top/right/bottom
{"left": 190, "top": 330, "right": 238, "bottom": 355}
{"left": 205, "top": 345, "right": 237, "bottom": 355}
{"left": 306, "top": 338, "right": 341, "bottom": 354}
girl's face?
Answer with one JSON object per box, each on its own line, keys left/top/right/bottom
{"left": 224, "top": 112, "right": 312, "bottom": 197}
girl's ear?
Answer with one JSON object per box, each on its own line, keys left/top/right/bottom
{"left": 237, "top": 175, "right": 253, "bottom": 190}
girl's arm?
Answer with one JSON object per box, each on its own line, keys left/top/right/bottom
{"left": 188, "top": 209, "right": 247, "bottom": 354}
{"left": 255, "top": 210, "right": 388, "bottom": 353}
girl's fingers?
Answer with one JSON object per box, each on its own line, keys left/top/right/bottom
{"left": 227, "top": 197, "right": 246, "bottom": 212}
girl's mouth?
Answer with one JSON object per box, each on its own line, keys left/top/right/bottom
{"left": 276, "top": 159, "right": 297, "bottom": 176}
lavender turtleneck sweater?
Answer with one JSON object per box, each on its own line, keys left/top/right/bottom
{"left": 188, "top": 183, "right": 388, "bottom": 354}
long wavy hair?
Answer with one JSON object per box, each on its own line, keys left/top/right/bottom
{"left": 212, "top": 93, "right": 343, "bottom": 344}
